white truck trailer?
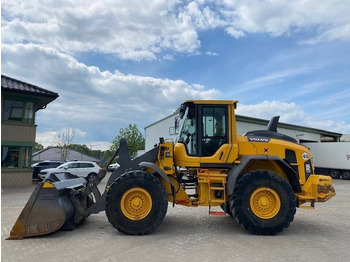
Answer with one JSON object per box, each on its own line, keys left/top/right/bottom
{"left": 303, "top": 142, "right": 350, "bottom": 180}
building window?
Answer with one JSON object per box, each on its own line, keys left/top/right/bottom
{"left": 2, "top": 100, "right": 35, "bottom": 123}
{"left": 1, "top": 146, "right": 32, "bottom": 168}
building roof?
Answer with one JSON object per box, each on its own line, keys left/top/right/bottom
{"left": 32, "top": 147, "right": 100, "bottom": 162}
{"left": 1, "top": 75, "right": 59, "bottom": 98}
{"left": 1, "top": 75, "right": 59, "bottom": 110}
{"left": 144, "top": 112, "right": 342, "bottom": 138}
{"left": 185, "top": 100, "right": 238, "bottom": 105}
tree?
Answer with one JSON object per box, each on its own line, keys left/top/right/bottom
{"left": 111, "top": 124, "right": 145, "bottom": 158}
{"left": 34, "top": 142, "right": 44, "bottom": 152}
{"left": 68, "top": 144, "right": 90, "bottom": 155}
{"left": 54, "top": 128, "right": 75, "bottom": 161}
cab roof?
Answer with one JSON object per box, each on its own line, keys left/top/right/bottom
{"left": 184, "top": 100, "right": 239, "bottom": 105}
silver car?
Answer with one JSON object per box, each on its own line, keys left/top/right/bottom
{"left": 39, "top": 161, "right": 101, "bottom": 181}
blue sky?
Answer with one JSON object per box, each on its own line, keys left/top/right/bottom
{"left": 2, "top": 0, "right": 350, "bottom": 150}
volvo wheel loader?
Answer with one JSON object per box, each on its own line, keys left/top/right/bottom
{"left": 8, "top": 100, "right": 335, "bottom": 239}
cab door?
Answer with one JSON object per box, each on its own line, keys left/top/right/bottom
{"left": 174, "top": 102, "right": 238, "bottom": 167}
{"left": 199, "top": 105, "right": 231, "bottom": 164}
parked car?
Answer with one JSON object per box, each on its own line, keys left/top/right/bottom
{"left": 108, "top": 162, "right": 120, "bottom": 172}
{"left": 38, "top": 161, "right": 101, "bottom": 181}
{"left": 32, "top": 161, "right": 63, "bottom": 180}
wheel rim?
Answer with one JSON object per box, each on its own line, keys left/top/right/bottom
{"left": 120, "top": 187, "right": 152, "bottom": 221}
{"left": 250, "top": 187, "right": 281, "bottom": 219}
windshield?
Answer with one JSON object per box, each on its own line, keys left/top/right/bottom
{"left": 177, "top": 106, "right": 197, "bottom": 155}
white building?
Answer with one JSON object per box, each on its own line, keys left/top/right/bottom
{"left": 144, "top": 112, "right": 342, "bottom": 151}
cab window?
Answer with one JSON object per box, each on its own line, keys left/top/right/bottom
{"left": 201, "top": 106, "right": 228, "bottom": 156}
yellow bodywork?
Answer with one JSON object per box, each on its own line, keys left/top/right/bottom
{"left": 154, "top": 100, "right": 335, "bottom": 210}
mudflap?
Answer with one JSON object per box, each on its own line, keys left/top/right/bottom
{"left": 7, "top": 173, "right": 87, "bottom": 240}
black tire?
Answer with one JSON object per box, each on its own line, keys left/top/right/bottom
{"left": 232, "top": 170, "right": 296, "bottom": 235}
{"left": 105, "top": 170, "right": 168, "bottom": 235}
{"left": 342, "top": 171, "right": 350, "bottom": 180}
{"left": 329, "top": 170, "right": 341, "bottom": 179}
{"left": 87, "top": 173, "right": 97, "bottom": 181}
{"left": 220, "top": 203, "right": 233, "bottom": 217}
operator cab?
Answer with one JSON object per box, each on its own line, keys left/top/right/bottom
{"left": 175, "top": 100, "right": 238, "bottom": 166}
{"left": 177, "top": 101, "right": 228, "bottom": 156}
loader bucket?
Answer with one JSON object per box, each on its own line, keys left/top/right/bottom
{"left": 7, "top": 173, "right": 86, "bottom": 240}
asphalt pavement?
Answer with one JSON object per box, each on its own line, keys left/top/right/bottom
{"left": 2, "top": 178, "right": 349, "bottom": 262}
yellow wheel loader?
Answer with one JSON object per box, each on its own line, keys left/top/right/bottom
{"left": 7, "top": 100, "right": 335, "bottom": 239}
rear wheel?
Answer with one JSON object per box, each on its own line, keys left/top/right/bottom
{"left": 232, "top": 170, "right": 296, "bottom": 235}
{"left": 105, "top": 170, "right": 168, "bottom": 235}
{"left": 329, "top": 170, "right": 341, "bottom": 179}
{"left": 342, "top": 171, "right": 350, "bottom": 180}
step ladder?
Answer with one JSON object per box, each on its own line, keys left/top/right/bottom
{"left": 198, "top": 169, "right": 227, "bottom": 216}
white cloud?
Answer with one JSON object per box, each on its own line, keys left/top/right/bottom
{"left": 219, "top": 0, "right": 350, "bottom": 42}
{"left": 237, "top": 100, "right": 350, "bottom": 134}
{"left": 2, "top": 0, "right": 350, "bottom": 62}
{"left": 2, "top": 43, "right": 219, "bottom": 144}
{"left": 233, "top": 66, "right": 320, "bottom": 93}
{"left": 36, "top": 128, "right": 87, "bottom": 148}
{"left": 183, "top": 0, "right": 350, "bottom": 42}
{"left": 205, "top": 51, "right": 218, "bottom": 56}
{"left": 2, "top": 0, "right": 200, "bottom": 61}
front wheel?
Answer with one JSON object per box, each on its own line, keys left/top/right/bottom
{"left": 105, "top": 170, "right": 168, "bottom": 235}
{"left": 232, "top": 170, "right": 296, "bottom": 235}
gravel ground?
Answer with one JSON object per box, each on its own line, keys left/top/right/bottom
{"left": 2, "top": 178, "right": 349, "bottom": 262}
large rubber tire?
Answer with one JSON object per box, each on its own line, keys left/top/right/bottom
{"left": 105, "top": 170, "right": 168, "bottom": 235}
{"left": 329, "top": 170, "right": 341, "bottom": 179}
{"left": 342, "top": 171, "right": 350, "bottom": 180}
{"left": 232, "top": 170, "right": 296, "bottom": 235}
{"left": 220, "top": 202, "right": 233, "bottom": 217}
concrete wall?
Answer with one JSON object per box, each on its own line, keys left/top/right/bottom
{"left": 237, "top": 122, "right": 321, "bottom": 142}
{"left": 1, "top": 170, "right": 33, "bottom": 187}
{"left": 1, "top": 122, "right": 37, "bottom": 142}
{"left": 145, "top": 115, "right": 178, "bottom": 151}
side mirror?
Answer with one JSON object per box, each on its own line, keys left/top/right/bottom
{"left": 64, "top": 166, "right": 68, "bottom": 170}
